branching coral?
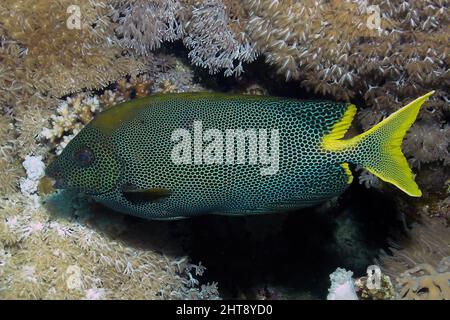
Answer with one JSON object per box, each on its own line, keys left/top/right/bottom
{"left": 40, "top": 94, "right": 102, "bottom": 154}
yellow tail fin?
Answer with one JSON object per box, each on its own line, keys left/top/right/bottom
{"left": 323, "top": 91, "right": 435, "bottom": 197}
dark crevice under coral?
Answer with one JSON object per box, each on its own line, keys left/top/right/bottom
{"left": 183, "top": 183, "right": 402, "bottom": 299}
{"left": 45, "top": 182, "right": 404, "bottom": 299}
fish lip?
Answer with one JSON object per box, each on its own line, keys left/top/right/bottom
{"left": 53, "top": 177, "right": 66, "bottom": 189}
{"left": 45, "top": 165, "right": 66, "bottom": 189}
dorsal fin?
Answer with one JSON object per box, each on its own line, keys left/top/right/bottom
{"left": 322, "top": 104, "right": 357, "bottom": 146}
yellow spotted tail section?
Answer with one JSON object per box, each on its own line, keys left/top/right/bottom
{"left": 323, "top": 91, "right": 435, "bottom": 197}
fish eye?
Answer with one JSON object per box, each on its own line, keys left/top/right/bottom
{"left": 74, "top": 147, "right": 94, "bottom": 168}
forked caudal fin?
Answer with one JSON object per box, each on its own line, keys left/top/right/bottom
{"left": 322, "top": 91, "right": 435, "bottom": 197}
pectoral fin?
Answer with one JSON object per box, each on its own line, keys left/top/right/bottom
{"left": 122, "top": 186, "right": 172, "bottom": 204}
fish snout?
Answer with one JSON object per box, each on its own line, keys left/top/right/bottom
{"left": 45, "top": 163, "right": 66, "bottom": 189}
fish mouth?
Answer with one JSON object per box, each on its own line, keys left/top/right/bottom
{"left": 45, "top": 164, "right": 66, "bottom": 189}
{"left": 42, "top": 174, "right": 67, "bottom": 190}
{"left": 44, "top": 174, "right": 105, "bottom": 196}
{"left": 53, "top": 177, "right": 66, "bottom": 189}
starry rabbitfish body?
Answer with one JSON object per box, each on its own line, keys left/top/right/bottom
{"left": 45, "top": 92, "right": 434, "bottom": 219}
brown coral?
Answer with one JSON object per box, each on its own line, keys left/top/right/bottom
{"left": 112, "top": 0, "right": 188, "bottom": 55}
{"left": 0, "top": 192, "right": 219, "bottom": 299}
{"left": 396, "top": 258, "right": 450, "bottom": 300}
{"left": 378, "top": 216, "right": 450, "bottom": 282}
{"left": 0, "top": 0, "right": 145, "bottom": 98}
{"left": 183, "top": 0, "right": 258, "bottom": 76}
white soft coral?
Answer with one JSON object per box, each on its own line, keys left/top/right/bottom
{"left": 19, "top": 155, "right": 45, "bottom": 196}
{"left": 327, "top": 267, "right": 358, "bottom": 300}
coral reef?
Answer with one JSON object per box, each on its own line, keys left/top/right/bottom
{"left": 40, "top": 94, "right": 103, "bottom": 155}
{"left": 355, "top": 271, "right": 395, "bottom": 300}
{"left": 377, "top": 215, "right": 450, "bottom": 299}
{"left": 395, "top": 257, "right": 450, "bottom": 300}
{"left": 183, "top": 0, "right": 258, "bottom": 76}
{"left": 107, "top": 0, "right": 449, "bottom": 170}
{"left": 0, "top": 111, "right": 22, "bottom": 196}
{"left": 0, "top": 189, "right": 219, "bottom": 299}
{"left": 378, "top": 217, "right": 450, "bottom": 275}
{"left": 403, "top": 122, "right": 450, "bottom": 169}
{"left": 0, "top": 39, "right": 214, "bottom": 298}
{"left": 151, "top": 59, "right": 205, "bottom": 93}
{"left": 245, "top": 0, "right": 448, "bottom": 103}
{"left": 0, "top": 0, "right": 447, "bottom": 300}
{"left": 0, "top": 0, "right": 145, "bottom": 98}
{"left": 112, "top": 0, "right": 187, "bottom": 55}
{"left": 327, "top": 268, "right": 358, "bottom": 300}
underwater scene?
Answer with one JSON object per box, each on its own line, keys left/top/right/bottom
{"left": 0, "top": 0, "right": 449, "bottom": 301}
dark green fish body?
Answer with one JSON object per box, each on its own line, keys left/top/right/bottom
{"left": 46, "top": 92, "right": 433, "bottom": 220}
